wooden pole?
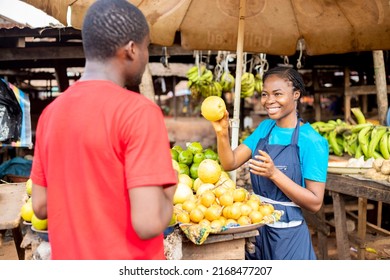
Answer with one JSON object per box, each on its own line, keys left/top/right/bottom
{"left": 230, "top": 0, "right": 246, "bottom": 182}
{"left": 139, "top": 63, "right": 155, "bottom": 103}
{"left": 372, "top": 50, "right": 388, "bottom": 125}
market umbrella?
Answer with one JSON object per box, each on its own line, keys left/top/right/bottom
{"left": 23, "top": 0, "right": 390, "bottom": 173}
{"left": 23, "top": 0, "right": 390, "bottom": 56}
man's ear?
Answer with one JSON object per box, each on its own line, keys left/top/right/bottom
{"left": 124, "top": 41, "right": 135, "bottom": 60}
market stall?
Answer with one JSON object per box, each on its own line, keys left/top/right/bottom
{"left": 325, "top": 173, "right": 390, "bottom": 260}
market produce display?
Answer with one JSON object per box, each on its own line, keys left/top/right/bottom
{"left": 170, "top": 142, "right": 282, "bottom": 244}
{"left": 311, "top": 107, "right": 390, "bottom": 160}
{"left": 19, "top": 178, "right": 48, "bottom": 231}
{"left": 172, "top": 142, "right": 219, "bottom": 180}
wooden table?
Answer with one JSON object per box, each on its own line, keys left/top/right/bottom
{"left": 0, "top": 183, "right": 27, "bottom": 260}
{"left": 180, "top": 229, "right": 259, "bottom": 260}
{"left": 325, "top": 173, "right": 390, "bottom": 259}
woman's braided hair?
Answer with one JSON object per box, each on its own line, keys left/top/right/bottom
{"left": 262, "top": 66, "right": 306, "bottom": 96}
{"left": 82, "top": 0, "right": 149, "bottom": 61}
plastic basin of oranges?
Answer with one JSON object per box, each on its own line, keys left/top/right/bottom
{"left": 172, "top": 158, "right": 275, "bottom": 231}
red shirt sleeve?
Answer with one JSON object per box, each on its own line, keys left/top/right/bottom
{"left": 122, "top": 103, "right": 177, "bottom": 189}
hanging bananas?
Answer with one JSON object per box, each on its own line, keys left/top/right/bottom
{"left": 219, "top": 72, "right": 235, "bottom": 93}
{"left": 241, "top": 72, "right": 255, "bottom": 98}
{"left": 254, "top": 73, "right": 263, "bottom": 94}
{"left": 186, "top": 65, "right": 221, "bottom": 99}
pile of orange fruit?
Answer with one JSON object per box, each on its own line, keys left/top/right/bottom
{"left": 173, "top": 165, "right": 274, "bottom": 229}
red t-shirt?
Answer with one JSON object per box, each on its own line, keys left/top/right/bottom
{"left": 30, "top": 80, "right": 177, "bottom": 259}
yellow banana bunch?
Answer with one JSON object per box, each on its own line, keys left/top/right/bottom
{"left": 200, "top": 81, "right": 222, "bottom": 98}
{"left": 240, "top": 72, "right": 255, "bottom": 98}
{"left": 254, "top": 74, "right": 263, "bottom": 93}
{"left": 186, "top": 65, "right": 206, "bottom": 85}
{"left": 219, "top": 72, "right": 235, "bottom": 93}
{"left": 186, "top": 65, "right": 221, "bottom": 99}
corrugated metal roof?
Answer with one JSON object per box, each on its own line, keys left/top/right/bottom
{"left": 0, "top": 14, "right": 31, "bottom": 28}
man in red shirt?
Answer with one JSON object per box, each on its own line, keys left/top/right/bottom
{"left": 30, "top": 0, "right": 177, "bottom": 259}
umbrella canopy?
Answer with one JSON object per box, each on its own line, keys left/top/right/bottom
{"left": 22, "top": 0, "right": 390, "bottom": 180}
{"left": 23, "top": 0, "right": 390, "bottom": 56}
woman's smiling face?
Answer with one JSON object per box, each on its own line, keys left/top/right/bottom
{"left": 260, "top": 74, "right": 300, "bottom": 127}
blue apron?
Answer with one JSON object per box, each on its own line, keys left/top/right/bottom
{"left": 246, "top": 120, "right": 316, "bottom": 260}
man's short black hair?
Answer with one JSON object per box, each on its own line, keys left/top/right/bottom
{"left": 82, "top": 0, "right": 149, "bottom": 61}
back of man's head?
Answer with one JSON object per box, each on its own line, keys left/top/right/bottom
{"left": 82, "top": 0, "right": 149, "bottom": 61}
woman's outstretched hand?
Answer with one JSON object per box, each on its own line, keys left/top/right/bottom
{"left": 248, "top": 150, "right": 278, "bottom": 180}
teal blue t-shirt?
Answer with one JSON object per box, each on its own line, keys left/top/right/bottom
{"left": 243, "top": 119, "right": 329, "bottom": 186}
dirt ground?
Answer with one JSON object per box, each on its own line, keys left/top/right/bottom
{"left": 1, "top": 223, "right": 389, "bottom": 260}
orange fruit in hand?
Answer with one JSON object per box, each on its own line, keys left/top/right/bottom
{"left": 201, "top": 96, "right": 226, "bottom": 121}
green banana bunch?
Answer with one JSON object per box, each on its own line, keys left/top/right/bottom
{"left": 351, "top": 107, "right": 366, "bottom": 124}
{"left": 328, "top": 130, "right": 343, "bottom": 156}
{"left": 219, "top": 72, "right": 235, "bottom": 93}
{"left": 309, "top": 107, "right": 390, "bottom": 160}
{"left": 367, "top": 126, "right": 387, "bottom": 158}
{"left": 311, "top": 108, "right": 390, "bottom": 159}
{"left": 379, "top": 131, "right": 390, "bottom": 159}
{"left": 357, "top": 124, "right": 373, "bottom": 158}
{"left": 240, "top": 72, "right": 255, "bottom": 98}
